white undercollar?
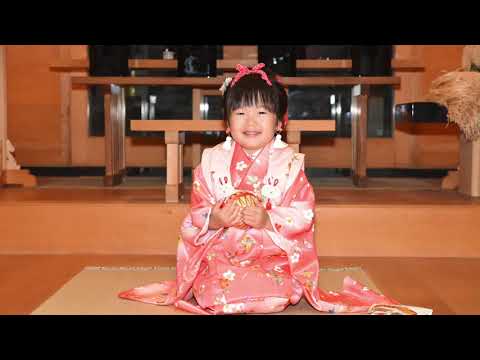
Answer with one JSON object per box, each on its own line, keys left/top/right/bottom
{"left": 245, "top": 148, "right": 261, "bottom": 159}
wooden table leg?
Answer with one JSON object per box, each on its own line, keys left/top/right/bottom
{"left": 165, "top": 131, "right": 184, "bottom": 203}
{"left": 191, "top": 88, "right": 202, "bottom": 169}
{"left": 286, "top": 130, "right": 300, "bottom": 153}
{"left": 191, "top": 143, "right": 202, "bottom": 169}
{"left": 351, "top": 84, "right": 369, "bottom": 187}
{"left": 103, "top": 84, "right": 126, "bottom": 186}
{"left": 178, "top": 132, "right": 185, "bottom": 187}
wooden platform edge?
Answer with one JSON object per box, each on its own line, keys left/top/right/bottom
{"left": 1, "top": 169, "right": 37, "bottom": 187}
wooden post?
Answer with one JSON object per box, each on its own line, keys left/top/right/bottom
{"left": 286, "top": 130, "right": 300, "bottom": 153}
{"left": 0, "top": 45, "right": 36, "bottom": 187}
{"left": 191, "top": 88, "right": 202, "bottom": 169}
{"left": 191, "top": 88, "right": 221, "bottom": 169}
{"left": 351, "top": 84, "right": 369, "bottom": 186}
{"left": 58, "top": 46, "right": 73, "bottom": 165}
{"left": 165, "top": 130, "right": 184, "bottom": 202}
{"left": 459, "top": 134, "right": 480, "bottom": 197}
{"left": 0, "top": 46, "right": 6, "bottom": 182}
{"left": 103, "top": 84, "right": 126, "bottom": 186}
{"left": 178, "top": 132, "right": 185, "bottom": 186}
{"left": 60, "top": 73, "right": 72, "bottom": 164}
{"left": 284, "top": 88, "right": 301, "bottom": 152}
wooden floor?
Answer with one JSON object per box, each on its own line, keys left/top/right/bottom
{"left": 2, "top": 255, "right": 480, "bottom": 315}
{"left": 2, "top": 176, "right": 480, "bottom": 314}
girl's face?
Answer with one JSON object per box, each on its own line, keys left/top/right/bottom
{"left": 227, "top": 105, "right": 281, "bottom": 154}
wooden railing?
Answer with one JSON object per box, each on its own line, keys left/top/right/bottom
{"left": 71, "top": 76, "right": 401, "bottom": 199}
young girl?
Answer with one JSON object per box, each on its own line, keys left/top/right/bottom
{"left": 119, "top": 63, "right": 400, "bottom": 314}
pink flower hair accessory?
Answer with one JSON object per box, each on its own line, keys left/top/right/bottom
{"left": 230, "top": 63, "right": 273, "bottom": 87}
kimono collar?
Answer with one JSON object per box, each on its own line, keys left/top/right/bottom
{"left": 243, "top": 148, "right": 262, "bottom": 159}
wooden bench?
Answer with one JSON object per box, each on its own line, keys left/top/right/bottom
{"left": 71, "top": 76, "right": 401, "bottom": 191}
{"left": 130, "top": 119, "right": 336, "bottom": 202}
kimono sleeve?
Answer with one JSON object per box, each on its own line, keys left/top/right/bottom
{"left": 266, "top": 169, "right": 315, "bottom": 240}
{"left": 180, "top": 165, "right": 220, "bottom": 247}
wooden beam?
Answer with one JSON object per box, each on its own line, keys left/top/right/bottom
{"left": 392, "top": 58, "right": 425, "bottom": 71}
{"left": 297, "top": 59, "right": 352, "bottom": 69}
{"left": 128, "top": 59, "right": 176, "bottom": 69}
{"left": 72, "top": 76, "right": 401, "bottom": 87}
{"left": 198, "top": 89, "right": 222, "bottom": 96}
{"left": 285, "top": 120, "right": 336, "bottom": 131}
{"left": 49, "top": 59, "right": 89, "bottom": 72}
{"left": 284, "top": 77, "right": 401, "bottom": 86}
{"left": 130, "top": 119, "right": 336, "bottom": 132}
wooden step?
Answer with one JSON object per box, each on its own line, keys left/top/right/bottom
{"left": 1, "top": 195, "right": 480, "bottom": 257}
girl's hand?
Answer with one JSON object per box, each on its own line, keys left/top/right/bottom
{"left": 243, "top": 205, "right": 274, "bottom": 230}
{"left": 208, "top": 200, "right": 244, "bottom": 229}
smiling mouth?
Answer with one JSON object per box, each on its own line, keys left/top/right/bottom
{"left": 243, "top": 131, "right": 261, "bottom": 137}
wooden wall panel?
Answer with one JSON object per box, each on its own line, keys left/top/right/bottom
{"left": 394, "top": 45, "right": 463, "bottom": 103}
{"left": 0, "top": 46, "right": 7, "bottom": 173}
{"left": 421, "top": 45, "right": 464, "bottom": 96}
{"left": 223, "top": 45, "right": 257, "bottom": 59}
{"left": 393, "top": 45, "right": 462, "bottom": 169}
{"left": 6, "top": 45, "right": 67, "bottom": 165}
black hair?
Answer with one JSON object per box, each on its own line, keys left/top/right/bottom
{"left": 223, "top": 68, "right": 288, "bottom": 126}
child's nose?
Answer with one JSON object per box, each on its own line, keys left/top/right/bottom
{"left": 246, "top": 113, "right": 258, "bottom": 125}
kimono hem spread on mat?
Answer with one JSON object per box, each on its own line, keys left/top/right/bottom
{"left": 119, "top": 139, "right": 401, "bottom": 314}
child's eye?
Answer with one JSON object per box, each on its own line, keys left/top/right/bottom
{"left": 258, "top": 111, "right": 267, "bottom": 115}
{"left": 235, "top": 112, "right": 245, "bottom": 115}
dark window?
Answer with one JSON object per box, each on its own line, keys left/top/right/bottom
{"left": 87, "top": 45, "right": 222, "bottom": 137}
{"left": 293, "top": 45, "right": 394, "bottom": 138}
{"left": 87, "top": 45, "right": 393, "bottom": 139}
{"left": 288, "top": 86, "right": 350, "bottom": 138}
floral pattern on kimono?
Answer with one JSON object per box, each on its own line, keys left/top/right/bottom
{"left": 119, "top": 139, "right": 399, "bottom": 314}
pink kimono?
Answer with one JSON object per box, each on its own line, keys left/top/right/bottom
{"left": 119, "top": 139, "right": 399, "bottom": 314}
